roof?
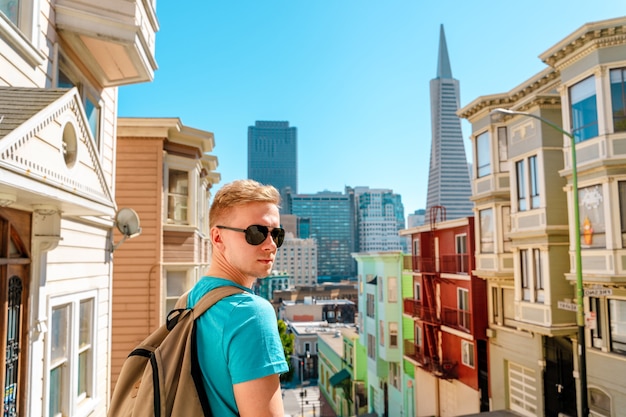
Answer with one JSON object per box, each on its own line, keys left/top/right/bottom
{"left": 0, "top": 87, "right": 70, "bottom": 138}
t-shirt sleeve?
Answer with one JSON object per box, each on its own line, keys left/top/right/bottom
{"left": 224, "top": 296, "right": 289, "bottom": 384}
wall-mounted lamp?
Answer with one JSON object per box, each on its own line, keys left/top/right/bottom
{"left": 0, "top": 193, "right": 17, "bottom": 207}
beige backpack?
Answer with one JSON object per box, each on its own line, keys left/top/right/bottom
{"left": 108, "top": 286, "right": 242, "bottom": 417}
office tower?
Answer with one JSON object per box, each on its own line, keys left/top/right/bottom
{"left": 354, "top": 187, "right": 406, "bottom": 252}
{"left": 287, "top": 188, "right": 357, "bottom": 280}
{"left": 424, "top": 25, "right": 474, "bottom": 223}
{"left": 407, "top": 209, "right": 426, "bottom": 228}
{"left": 247, "top": 121, "right": 297, "bottom": 206}
{"left": 273, "top": 233, "right": 318, "bottom": 287}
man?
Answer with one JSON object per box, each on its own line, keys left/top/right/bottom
{"left": 187, "top": 179, "right": 289, "bottom": 416}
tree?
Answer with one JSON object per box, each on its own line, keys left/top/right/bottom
{"left": 277, "top": 319, "right": 295, "bottom": 383}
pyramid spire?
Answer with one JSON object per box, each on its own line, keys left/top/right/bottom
{"left": 436, "top": 24, "right": 453, "bottom": 79}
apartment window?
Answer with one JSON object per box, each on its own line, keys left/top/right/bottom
{"left": 516, "top": 160, "right": 527, "bottom": 211}
{"left": 367, "top": 334, "right": 376, "bottom": 359}
{"left": 520, "top": 249, "right": 530, "bottom": 301}
{"left": 458, "top": 288, "right": 470, "bottom": 330}
{"left": 167, "top": 169, "right": 189, "bottom": 224}
{"left": 455, "top": 234, "right": 468, "bottom": 273}
{"left": 609, "top": 298, "right": 626, "bottom": 355}
{"left": 590, "top": 297, "right": 604, "bottom": 349}
{"left": 415, "top": 324, "right": 422, "bottom": 351}
{"left": 379, "top": 320, "right": 384, "bottom": 346}
{"left": 1, "top": 0, "right": 20, "bottom": 24}
{"left": 497, "top": 126, "right": 509, "bottom": 172}
{"left": 388, "top": 277, "right": 397, "bottom": 303}
{"left": 461, "top": 340, "right": 475, "bottom": 368}
{"left": 610, "top": 67, "right": 626, "bottom": 132}
{"left": 570, "top": 76, "right": 598, "bottom": 143}
{"left": 589, "top": 387, "right": 611, "bottom": 416}
{"left": 533, "top": 249, "right": 544, "bottom": 303}
{"left": 49, "top": 293, "right": 96, "bottom": 417}
{"left": 366, "top": 294, "right": 374, "bottom": 318}
{"left": 165, "top": 269, "right": 196, "bottom": 317}
{"left": 389, "top": 362, "right": 400, "bottom": 389}
{"left": 529, "top": 156, "right": 539, "bottom": 209}
{"left": 479, "top": 208, "right": 494, "bottom": 253}
{"left": 58, "top": 65, "right": 103, "bottom": 148}
{"left": 579, "top": 185, "right": 606, "bottom": 248}
{"left": 378, "top": 278, "right": 384, "bottom": 302}
{"left": 389, "top": 322, "right": 398, "bottom": 348}
{"left": 414, "top": 281, "right": 421, "bottom": 302}
{"left": 503, "top": 288, "right": 515, "bottom": 326}
{"left": 502, "top": 206, "right": 512, "bottom": 252}
{"left": 617, "top": 181, "right": 626, "bottom": 247}
{"left": 476, "top": 131, "right": 491, "bottom": 178}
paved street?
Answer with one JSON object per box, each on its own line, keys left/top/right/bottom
{"left": 283, "top": 384, "right": 321, "bottom": 417}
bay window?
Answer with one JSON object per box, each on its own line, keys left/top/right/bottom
{"left": 570, "top": 76, "right": 598, "bottom": 142}
{"left": 610, "top": 67, "right": 626, "bottom": 132}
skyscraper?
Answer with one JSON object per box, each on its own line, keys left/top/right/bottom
{"left": 287, "top": 188, "right": 357, "bottom": 280}
{"left": 425, "top": 25, "right": 473, "bottom": 223}
{"left": 355, "top": 187, "right": 406, "bottom": 253}
{"left": 248, "top": 121, "right": 297, "bottom": 205}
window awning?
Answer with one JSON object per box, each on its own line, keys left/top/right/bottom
{"left": 329, "top": 368, "right": 351, "bottom": 387}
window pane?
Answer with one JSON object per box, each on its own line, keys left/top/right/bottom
{"left": 579, "top": 185, "right": 606, "bottom": 248}
{"left": 49, "top": 366, "right": 63, "bottom": 417}
{"left": 476, "top": 132, "right": 491, "bottom": 177}
{"left": 529, "top": 156, "right": 539, "bottom": 209}
{"left": 570, "top": 76, "right": 599, "bottom": 142}
{"left": 0, "top": 0, "right": 19, "bottom": 25}
{"left": 610, "top": 68, "right": 626, "bottom": 132}
{"left": 79, "top": 299, "right": 93, "bottom": 348}
{"left": 516, "top": 160, "right": 527, "bottom": 211}
{"left": 51, "top": 305, "right": 69, "bottom": 362}
{"left": 479, "top": 209, "right": 494, "bottom": 253}
{"left": 609, "top": 299, "right": 626, "bottom": 354}
{"left": 498, "top": 126, "right": 509, "bottom": 172}
{"left": 84, "top": 97, "right": 100, "bottom": 143}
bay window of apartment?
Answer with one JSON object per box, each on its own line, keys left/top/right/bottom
{"left": 455, "top": 233, "right": 468, "bottom": 274}
{"left": 367, "top": 333, "right": 376, "bottom": 359}
{"left": 590, "top": 297, "right": 604, "bottom": 349}
{"left": 388, "top": 276, "right": 397, "bottom": 302}
{"left": 578, "top": 184, "right": 606, "bottom": 248}
{"left": 515, "top": 155, "right": 540, "bottom": 212}
{"left": 502, "top": 205, "right": 513, "bottom": 252}
{"left": 476, "top": 131, "right": 491, "bottom": 178}
{"left": 618, "top": 181, "right": 626, "bottom": 247}
{"left": 491, "top": 286, "right": 516, "bottom": 327}
{"left": 457, "top": 288, "right": 470, "bottom": 331}
{"left": 167, "top": 169, "right": 190, "bottom": 224}
{"left": 1, "top": 0, "right": 38, "bottom": 61}
{"left": 366, "top": 293, "right": 374, "bottom": 318}
{"left": 519, "top": 248, "right": 544, "bottom": 303}
{"left": 57, "top": 60, "right": 103, "bottom": 149}
{"left": 49, "top": 293, "right": 97, "bottom": 417}
{"left": 379, "top": 320, "right": 385, "bottom": 346}
{"left": 164, "top": 268, "right": 197, "bottom": 317}
{"left": 461, "top": 340, "right": 475, "bottom": 368}
{"left": 479, "top": 208, "right": 494, "bottom": 253}
{"left": 609, "top": 298, "right": 626, "bottom": 355}
{"left": 610, "top": 67, "right": 626, "bottom": 132}
{"left": 570, "top": 75, "right": 599, "bottom": 142}
{"left": 498, "top": 126, "right": 510, "bottom": 172}
{"left": 389, "top": 322, "right": 398, "bottom": 348}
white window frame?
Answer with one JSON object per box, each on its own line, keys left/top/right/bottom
{"left": 461, "top": 340, "right": 475, "bottom": 368}
{"left": 164, "top": 155, "right": 200, "bottom": 227}
{"left": 47, "top": 290, "right": 98, "bottom": 417}
{"left": 476, "top": 131, "right": 491, "bottom": 178}
{"left": 389, "top": 322, "right": 398, "bottom": 348}
{"left": 164, "top": 267, "right": 199, "bottom": 320}
{"left": 0, "top": 0, "right": 41, "bottom": 66}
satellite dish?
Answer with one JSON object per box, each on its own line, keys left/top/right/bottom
{"left": 115, "top": 208, "right": 141, "bottom": 237}
{"left": 112, "top": 208, "right": 142, "bottom": 251}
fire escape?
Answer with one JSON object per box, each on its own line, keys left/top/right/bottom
{"left": 403, "top": 206, "right": 458, "bottom": 379}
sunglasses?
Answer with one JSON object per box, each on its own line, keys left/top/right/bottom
{"left": 216, "top": 225, "right": 285, "bottom": 248}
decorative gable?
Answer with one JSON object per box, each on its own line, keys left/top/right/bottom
{"left": 0, "top": 87, "right": 115, "bottom": 216}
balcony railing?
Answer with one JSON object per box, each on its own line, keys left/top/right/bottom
{"left": 441, "top": 307, "right": 472, "bottom": 333}
{"left": 403, "top": 340, "right": 458, "bottom": 380}
{"left": 403, "top": 298, "right": 439, "bottom": 324}
{"left": 408, "top": 254, "right": 470, "bottom": 275}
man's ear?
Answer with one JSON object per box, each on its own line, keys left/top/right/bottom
{"left": 210, "top": 227, "right": 223, "bottom": 247}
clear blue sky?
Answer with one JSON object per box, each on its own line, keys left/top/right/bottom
{"left": 118, "top": 1, "right": 625, "bottom": 218}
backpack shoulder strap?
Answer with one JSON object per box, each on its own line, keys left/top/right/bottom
{"left": 176, "top": 285, "right": 244, "bottom": 317}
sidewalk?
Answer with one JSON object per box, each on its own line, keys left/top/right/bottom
{"left": 283, "top": 384, "right": 321, "bottom": 417}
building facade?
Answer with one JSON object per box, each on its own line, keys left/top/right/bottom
{"left": 0, "top": 1, "right": 158, "bottom": 416}
{"left": 273, "top": 233, "right": 318, "bottom": 286}
{"left": 287, "top": 188, "right": 358, "bottom": 280}
{"left": 112, "top": 117, "right": 219, "bottom": 389}
{"left": 355, "top": 187, "right": 406, "bottom": 253}
{"left": 459, "top": 16, "right": 626, "bottom": 417}
{"left": 247, "top": 120, "right": 297, "bottom": 205}
{"left": 425, "top": 25, "right": 473, "bottom": 223}
{"left": 400, "top": 217, "right": 489, "bottom": 416}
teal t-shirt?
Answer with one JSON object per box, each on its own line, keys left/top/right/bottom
{"left": 188, "top": 277, "right": 288, "bottom": 416}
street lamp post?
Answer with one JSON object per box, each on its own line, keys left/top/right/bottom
{"left": 491, "top": 108, "right": 588, "bottom": 417}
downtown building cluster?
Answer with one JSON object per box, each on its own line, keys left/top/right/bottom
{"left": 317, "top": 16, "right": 626, "bottom": 417}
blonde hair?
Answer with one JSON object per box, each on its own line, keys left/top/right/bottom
{"left": 209, "top": 179, "right": 281, "bottom": 229}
